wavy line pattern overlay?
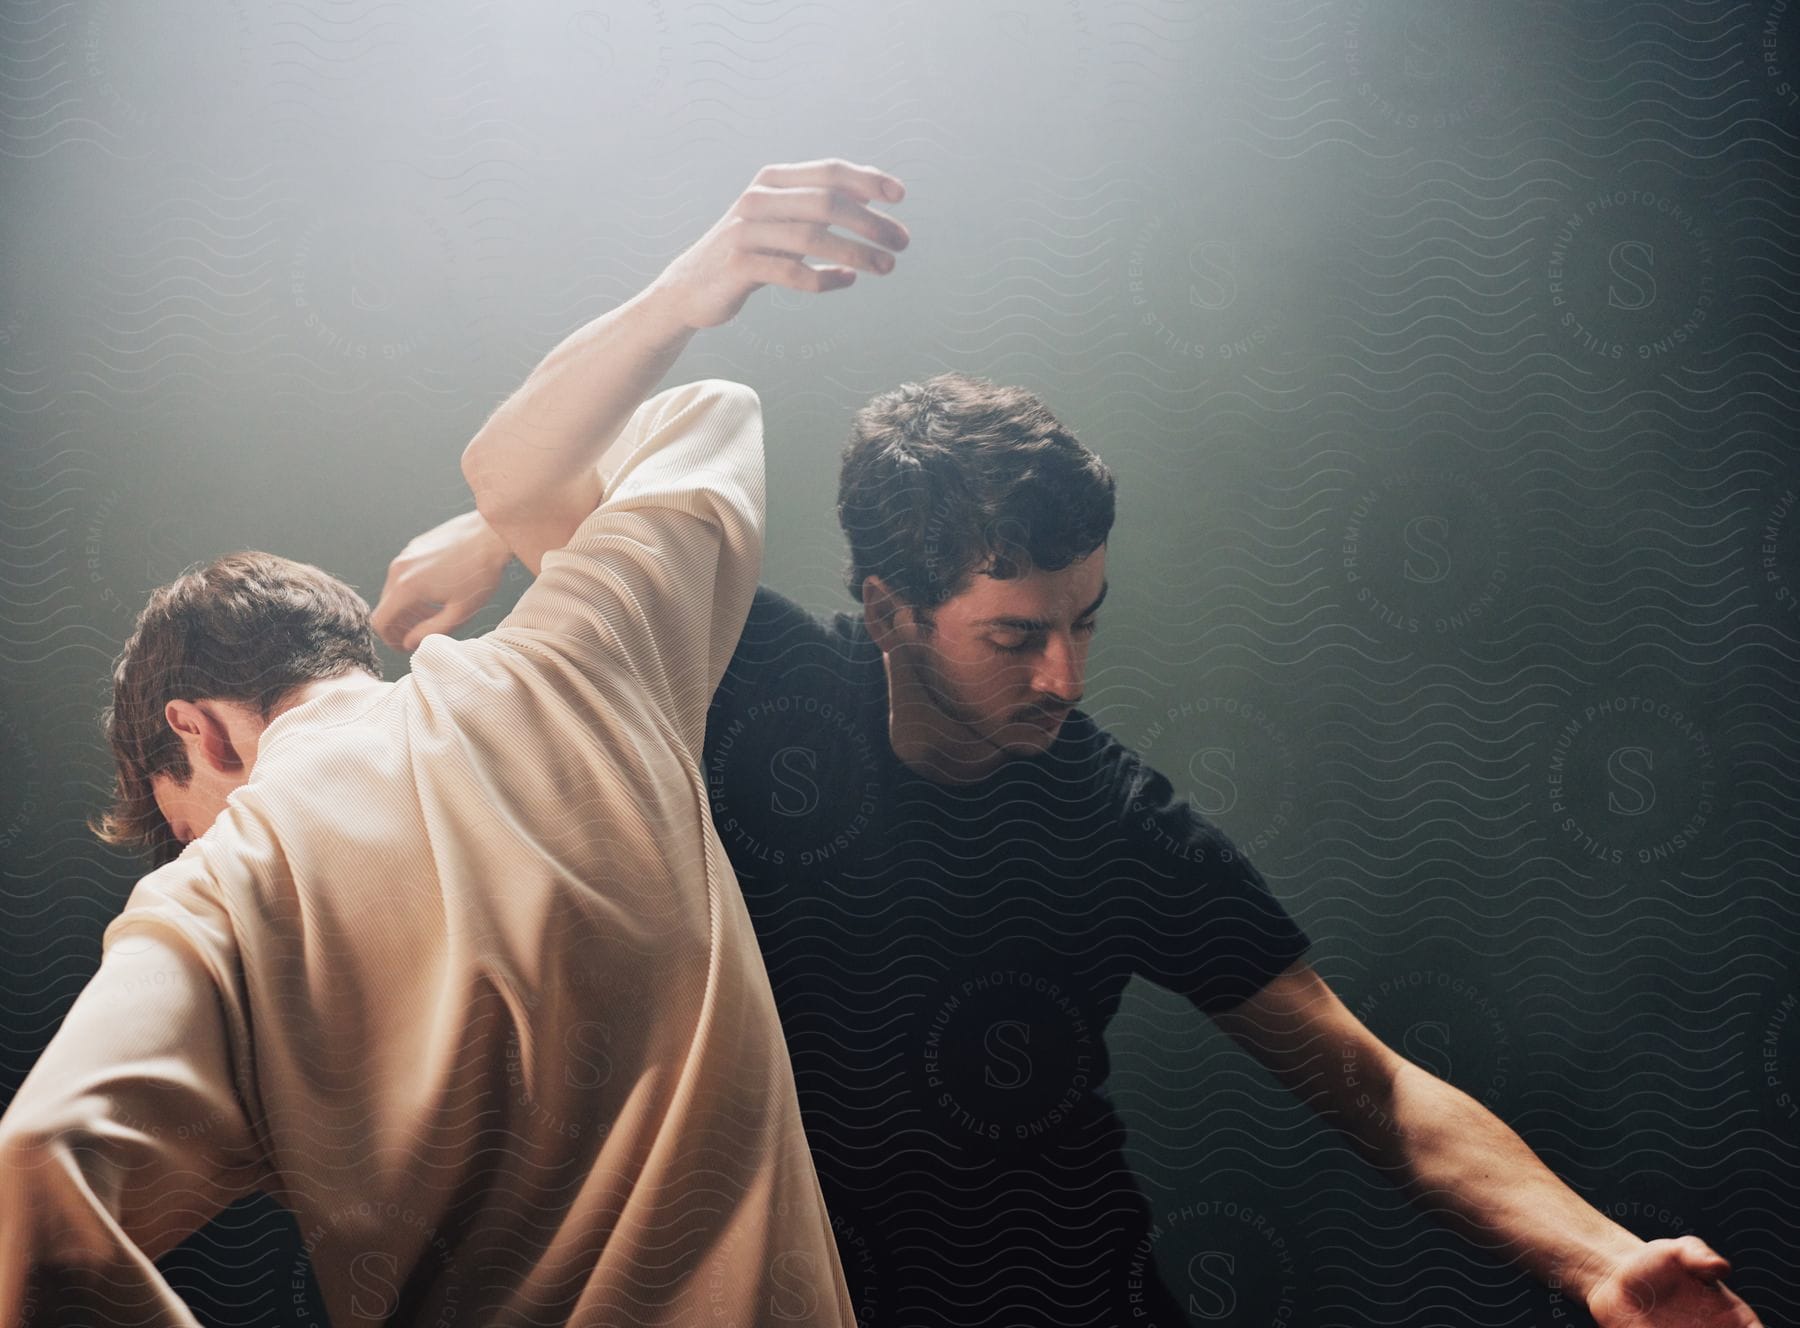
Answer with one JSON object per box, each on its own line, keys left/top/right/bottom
{"left": 2, "top": 0, "right": 1796, "bottom": 1323}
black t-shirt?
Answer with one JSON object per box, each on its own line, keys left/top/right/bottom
{"left": 702, "top": 586, "right": 1312, "bottom": 1328}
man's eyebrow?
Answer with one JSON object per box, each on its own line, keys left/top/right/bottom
{"left": 978, "top": 580, "right": 1109, "bottom": 631}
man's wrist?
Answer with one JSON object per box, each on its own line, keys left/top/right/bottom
{"left": 631, "top": 278, "right": 703, "bottom": 346}
{"left": 1569, "top": 1231, "right": 1647, "bottom": 1304}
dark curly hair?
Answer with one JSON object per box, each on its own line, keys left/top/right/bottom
{"left": 91, "top": 550, "right": 381, "bottom": 865}
{"left": 836, "top": 371, "right": 1115, "bottom": 617}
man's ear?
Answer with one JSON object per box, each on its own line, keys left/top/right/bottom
{"left": 163, "top": 699, "right": 247, "bottom": 775}
{"left": 861, "top": 575, "right": 922, "bottom": 655}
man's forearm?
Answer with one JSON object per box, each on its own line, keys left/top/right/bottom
{"left": 461, "top": 283, "right": 696, "bottom": 575}
{"left": 446, "top": 158, "right": 904, "bottom": 581}
{"left": 1354, "top": 1060, "right": 1644, "bottom": 1301}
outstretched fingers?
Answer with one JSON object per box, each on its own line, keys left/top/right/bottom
{"left": 733, "top": 251, "right": 857, "bottom": 296}
{"left": 735, "top": 175, "right": 910, "bottom": 254}
{"left": 734, "top": 219, "right": 895, "bottom": 273}
{"left": 654, "top": 156, "right": 908, "bottom": 329}
{"left": 752, "top": 157, "right": 905, "bottom": 204}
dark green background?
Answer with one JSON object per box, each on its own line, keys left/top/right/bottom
{"left": 2, "top": 1, "right": 1796, "bottom": 1322}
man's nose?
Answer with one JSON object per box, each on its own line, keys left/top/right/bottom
{"left": 1033, "top": 633, "right": 1083, "bottom": 704}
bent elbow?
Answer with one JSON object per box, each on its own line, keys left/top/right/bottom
{"left": 460, "top": 434, "right": 505, "bottom": 521}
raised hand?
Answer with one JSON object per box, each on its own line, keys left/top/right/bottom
{"left": 407, "top": 157, "right": 909, "bottom": 604}
{"left": 648, "top": 157, "right": 909, "bottom": 331}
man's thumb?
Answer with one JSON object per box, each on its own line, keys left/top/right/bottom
{"left": 1679, "top": 1236, "right": 1730, "bottom": 1278}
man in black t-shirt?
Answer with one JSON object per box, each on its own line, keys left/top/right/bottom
{"left": 690, "top": 375, "right": 1319, "bottom": 1322}
{"left": 378, "top": 203, "right": 1759, "bottom": 1326}
{"left": 698, "top": 577, "right": 1307, "bottom": 1326}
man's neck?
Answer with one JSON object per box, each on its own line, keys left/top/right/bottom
{"left": 232, "top": 672, "right": 384, "bottom": 772}
{"left": 269, "top": 672, "right": 387, "bottom": 723}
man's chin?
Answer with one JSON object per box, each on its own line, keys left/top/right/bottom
{"left": 994, "top": 716, "right": 1065, "bottom": 753}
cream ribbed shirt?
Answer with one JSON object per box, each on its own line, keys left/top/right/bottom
{"left": 0, "top": 379, "right": 855, "bottom": 1327}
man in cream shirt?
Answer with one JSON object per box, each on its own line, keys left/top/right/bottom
{"left": 0, "top": 157, "right": 910, "bottom": 1326}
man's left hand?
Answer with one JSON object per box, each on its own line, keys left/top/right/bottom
{"left": 1587, "top": 1237, "right": 1764, "bottom": 1327}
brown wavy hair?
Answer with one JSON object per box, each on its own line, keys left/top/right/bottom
{"left": 836, "top": 371, "right": 1115, "bottom": 615}
{"left": 91, "top": 551, "right": 381, "bottom": 865}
